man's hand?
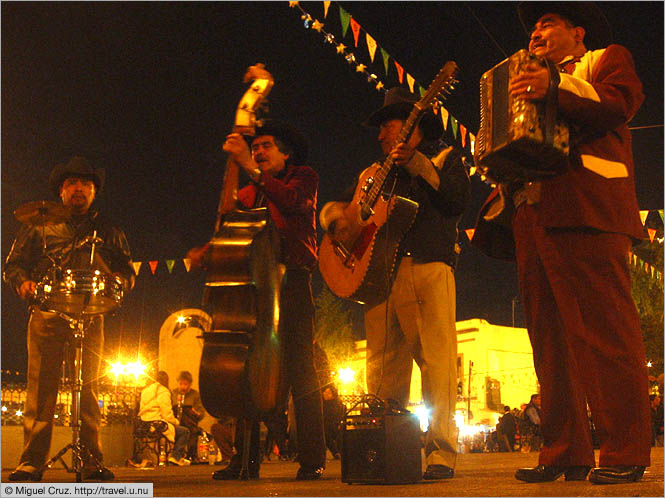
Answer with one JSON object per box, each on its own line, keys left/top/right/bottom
{"left": 389, "top": 142, "right": 417, "bottom": 167}
{"left": 223, "top": 133, "right": 259, "bottom": 179}
{"left": 509, "top": 64, "right": 550, "bottom": 100}
{"left": 18, "top": 280, "right": 37, "bottom": 301}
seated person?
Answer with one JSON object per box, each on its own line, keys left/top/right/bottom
{"left": 171, "top": 370, "right": 205, "bottom": 461}
{"left": 138, "top": 371, "right": 190, "bottom": 466}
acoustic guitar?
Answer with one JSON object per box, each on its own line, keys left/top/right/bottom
{"left": 318, "top": 61, "right": 459, "bottom": 306}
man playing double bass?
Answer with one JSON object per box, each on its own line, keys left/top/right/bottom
{"left": 3, "top": 156, "right": 135, "bottom": 482}
{"left": 207, "top": 120, "right": 326, "bottom": 481}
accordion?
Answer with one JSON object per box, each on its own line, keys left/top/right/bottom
{"left": 474, "top": 49, "right": 569, "bottom": 183}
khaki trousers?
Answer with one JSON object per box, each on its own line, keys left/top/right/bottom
{"left": 365, "top": 258, "right": 458, "bottom": 468}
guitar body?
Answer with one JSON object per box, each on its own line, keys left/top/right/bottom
{"left": 318, "top": 164, "right": 418, "bottom": 307}
{"left": 199, "top": 208, "right": 287, "bottom": 420}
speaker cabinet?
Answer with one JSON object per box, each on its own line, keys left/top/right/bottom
{"left": 341, "top": 412, "right": 422, "bottom": 484}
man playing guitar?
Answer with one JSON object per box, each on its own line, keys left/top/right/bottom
{"left": 320, "top": 87, "right": 470, "bottom": 480}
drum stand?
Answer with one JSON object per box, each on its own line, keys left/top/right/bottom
{"left": 41, "top": 312, "right": 103, "bottom": 482}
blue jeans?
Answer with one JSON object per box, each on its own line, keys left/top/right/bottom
{"left": 173, "top": 426, "right": 190, "bottom": 459}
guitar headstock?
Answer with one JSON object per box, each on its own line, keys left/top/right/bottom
{"left": 416, "top": 61, "right": 459, "bottom": 112}
{"left": 234, "top": 63, "right": 275, "bottom": 135}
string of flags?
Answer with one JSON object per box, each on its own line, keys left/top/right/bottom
{"left": 288, "top": 1, "right": 475, "bottom": 156}
{"left": 132, "top": 259, "right": 192, "bottom": 276}
{"left": 465, "top": 209, "right": 664, "bottom": 282}
{"left": 629, "top": 249, "right": 663, "bottom": 282}
{"left": 136, "top": 213, "right": 661, "bottom": 277}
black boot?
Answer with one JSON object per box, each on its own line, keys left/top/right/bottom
{"left": 515, "top": 465, "right": 591, "bottom": 482}
{"left": 588, "top": 465, "right": 646, "bottom": 484}
{"left": 211, "top": 455, "right": 259, "bottom": 480}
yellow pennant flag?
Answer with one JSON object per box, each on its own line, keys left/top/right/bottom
{"left": 183, "top": 258, "right": 192, "bottom": 273}
{"left": 166, "top": 259, "right": 175, "bottom": 274}
{"left": 440, "top": 106, "right": 449, "bottom": 131}
{"left": 470, "top": 133, "right": 475, "bottom": 155}
{"left": 639, "top": 210, "right": 649, "bottom": 225}
{"left": 406, "top": 73, "right": 415, "bottom": 93}
{"left": 365, "top": 33, "right": 377, "bottom": 62}
{"left": 132, "top": 261, "right": 142, "bottom": 276}
{"left": 323, "top": 1, "right": 331, "bottom": 17}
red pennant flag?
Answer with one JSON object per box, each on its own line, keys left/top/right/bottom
{"left": 394, "top": 60, "right": 404, "bottom": 84}
{"left": 350, "top": 18, "right": 361, "bottom": 47}
{"left": 460, "top": 124, "right": 467, "bottom": 148}
{"left": 465, "top": 228, "right": 475, "bottom": 241}
{"left": 648, "top": 228, "right": 656, "bottom": 243}
{"left": 148, "top": 260, "right": 158, "bottom": 275}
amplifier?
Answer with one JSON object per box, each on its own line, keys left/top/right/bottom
{"left": 341, "top": 409, "right": 422, "bottom": 484}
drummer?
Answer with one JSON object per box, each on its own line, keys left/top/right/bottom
{"left": 3, "top": 156, "right": 135, "bottom": 482}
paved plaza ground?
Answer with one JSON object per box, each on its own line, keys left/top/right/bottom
{"left": 2, "top": 447, "right": 663, "bottom": 497}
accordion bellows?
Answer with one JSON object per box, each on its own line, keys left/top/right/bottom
{"left": 474, "top": 50, "right": 569, "bottom": 183}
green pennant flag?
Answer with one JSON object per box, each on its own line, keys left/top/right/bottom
{"left": 380, "top": 48, "right": 390, "bottom": 75}
{"left": 166, "top": 259, "right": 175, "bottom": 274}
{"left": 659, "top": 210, "right": 664, "bottom": 223}
{"left": 339, "top": 7, "right": 351, "bottom": 38}
{"left": 451, "top": 116, "right": 459, "bottom": 139}
{"left": 418, "top": 86, "right": 425, "bottom": 97}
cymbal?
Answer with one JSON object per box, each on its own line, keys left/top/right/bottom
{"left": 14, "top": 200, "right": 71, "bottom": 226}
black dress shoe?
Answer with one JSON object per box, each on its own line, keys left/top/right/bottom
{"left": 295, "top": 466, "right": 324, "bottom": 480}
{"left": 212, "top": 464, "right": 259, "bottom": 480}
{"left": 83, "top": 467, "right": 115, "bottom": 481}
{"left": 515, "top": 465, "right": 591, "bottom": 482}
{"left": 8, "top": 469, "right": 43, "bottom": 482}
{"left": 588, "top": 465, "right": 646, "bottom": 484}
{"left": 423, "top": 464, "right": 454, "bottom": 480}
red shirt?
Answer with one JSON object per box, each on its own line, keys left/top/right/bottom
{"left": 238, "top": 164, "right": 318, "bottom": 270}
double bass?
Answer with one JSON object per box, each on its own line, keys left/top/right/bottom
{"left": 194, "top": 64, "right": 287, "bottom": 422}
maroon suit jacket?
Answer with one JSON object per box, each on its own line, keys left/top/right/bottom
{"left": 473, "top": 44, "right": 645, "bottom": 260}
{"left": 238, "top": 164, "right": 319, "bottom": 270}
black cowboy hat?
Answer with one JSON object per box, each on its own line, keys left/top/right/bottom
{"left": 363, "top": 87, "right": 443, "bottom": 141}
{"left": 49, "top": 155, "right": 105, "bottom": 197}
{"left": 517, "top": 1, "right": 612, "bottom": 50}
{"left": 253, "top": 119, "right": 308, "bottom": 166}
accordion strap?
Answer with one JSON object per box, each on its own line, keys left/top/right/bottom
{"left": 543, "top": 60, "right": 562, "bottom": 147}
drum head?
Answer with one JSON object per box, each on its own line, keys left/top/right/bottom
{"left": 36, "top": 269, "right": 123, "bottom": 315}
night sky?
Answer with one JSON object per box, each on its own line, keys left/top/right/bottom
{"left": 2, "top": 2, "right": 663, "bottom": 374}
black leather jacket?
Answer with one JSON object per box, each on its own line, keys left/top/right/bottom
{"left": 3, "top": 209, "right": 134, "bottom": 298}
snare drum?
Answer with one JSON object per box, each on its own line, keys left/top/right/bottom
{"left": 36, "top": 269, "right": 124, "bottom": 315}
